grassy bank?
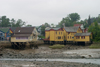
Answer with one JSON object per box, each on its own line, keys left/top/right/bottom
{"left": 89, "top": 43, "right": 100, "bottom": 49}
{"left": 49, "top": 44, "right": 65, "bottom": 49}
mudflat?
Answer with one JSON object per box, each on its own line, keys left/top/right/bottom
{"left": 0, "top": 45, "right": 100, "bottom": 59}
{"left": 0, "top": 45, "right": 100, "bottom": 67}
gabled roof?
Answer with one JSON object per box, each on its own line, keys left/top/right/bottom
{"left": 64, "top": 26, "right": 79, "bottom": 32}
{"left": 74, "top": 24, "right": 82, "bottom": 27}
{"left": 14, "top": 27, "right": 35, "bottom": 34}
{"left": 74, "top": 32, "right": 91, "bottom": 36}
{"left": 10, "top": 27, "right": 16, "bottom": 32}
{"left": 45, "top": 27, "right": 60, "bottom": 31}
{"left": 0, "top": 28, "right": 9, "bottom": 33}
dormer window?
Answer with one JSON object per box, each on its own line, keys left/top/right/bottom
{"left": 18, "top": 30, "right": 20, "bottom": 32}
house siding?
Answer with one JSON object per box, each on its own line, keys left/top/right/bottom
{"left": 74, "top": 36, "right": 90, "bottom": 42}
{"left": 11, "top": 27, "right": 38, "bottom": 42}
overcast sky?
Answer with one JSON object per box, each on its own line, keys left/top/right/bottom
{"left": 0, "top": 0, "right": 100, "bottom": 26}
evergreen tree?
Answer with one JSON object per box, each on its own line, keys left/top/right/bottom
{"left": 41, "top": 25, "right": 45, "bottom": 36}
{"left": 88, "top": 15, "right": 91, "bottom": 26}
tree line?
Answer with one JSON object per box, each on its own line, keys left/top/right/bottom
{"left": 0, "top": 16, "right": 32, "bottom": 27}
{"left": 0, "top": 13, "right": 100, "bottom": 41}
{"left": 40, "top": 13, "right": 100, "bottom": 41}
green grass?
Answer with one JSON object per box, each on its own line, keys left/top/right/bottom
{"left": 49, "top": 44, "right": 65, "bottom": 49}
{"left": 89, "top": 44, "right": 100, "bottom": 49}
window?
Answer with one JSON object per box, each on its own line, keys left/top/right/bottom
{"left": 68, "top": 36, "right": 69, "bottom": 39}
{"left": 34, "top": 36, "right": 36, "bottom": 39}
{"left": 68, "top": 32, "right": 70, "bottom": 35}
{"left": 59, "top": 32, "right": 60, "bottom": 35}
{"left": 81, "top": 36, "right": 85, "bottom": 39}
{"left": 72, "top": 37, "right": 74, "bottom": 39}
{"left": 76, "top": 36, "right": 80, "bottom": 39}
{"left": 62, "top": 36, "right": 63, "bottom": 39}
{"left": 56, "top": 31, "right": 57, "bottom": 34}
{"left": 58, "top": 36, "right": 61, "bottom": 39}
{"left": 70, "top": 36, "right": 71, "bottom": 39}
{"left": 61, "top": 32, "right": 62, "bottom": 35}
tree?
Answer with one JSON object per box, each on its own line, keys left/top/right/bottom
{"left": 40, "top": 23, "right": 50, "bottom": 36}
{"left": 0, "top": 16, "right": 10, "bottom": 27}
{"left": 26, "top": 24, "right": 32, "bottom": 27}
{"left": 41, "top": 25, "right": 45, "bottom": 36}
{"left": 15, "top": 19, "right": 26, "bottom": 27}
{"left": 94, "top": 17, "right": 100, "bottom": 23}
{"left": 88, "top": 22, "right": 100, "bottom": 41}
{"left": 58, "top": 16, "right": 72, "bottom": 28}
{"left": 69, "top": 13, "right": 80, "bottom": 22}
{"left": 88, "top": 15, "right": 91, "bottom": 26}
{"left": 51, "top": 23, "right": 55, "bottom": 28}
{"left": 44, "top": 23, "right": 50, "bottom": 27}
{"left": 10, "top": 18, "right": 16, "bottom": 27}
{"left": 83, "top": 19, "right": 88, "bottom": 28}
{"left": 57, "top": 13, "right": 81, "bottom": 28}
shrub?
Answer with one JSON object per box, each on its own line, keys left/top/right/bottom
{"left": 38, "top": 35, "right": 45, "bottom": 39}
{"left": 89, "top": 44, "right": 100, "bottom": 49}
{"left": 49, "top": 44, "right": 65, "bottom": 49}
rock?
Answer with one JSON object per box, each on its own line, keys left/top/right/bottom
{"left": 81, "top": 56, "right": 85, "bottom": 58}
{"left": 89, "top": 55, "right": 92, "bottom": 57}
{"left": 0, "top": 54, "right": 3, "bottom": 56}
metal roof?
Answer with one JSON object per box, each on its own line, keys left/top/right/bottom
{"left": 74, "top": 32, "right": 91, "bottom": 36}
{"left": 0, "top": 28, "right": 9, "bottom": 33}
{"left": 45, "top": 27, "right": 60, "bottom": 31}
{"left": 64, "top": 26, "right": 79, "bottom": 32}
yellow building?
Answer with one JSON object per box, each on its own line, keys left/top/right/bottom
{"left": 44, "top": 26, "right": 92, "bottom": 45}
{"left": 74, "top": 33, "right": 92, "bottom": 42}
{"left": 44, "top": 27, "right": 64, "bottom": 44}
{"left": 63, "top": 27, "right": 82, "bottom": 41}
